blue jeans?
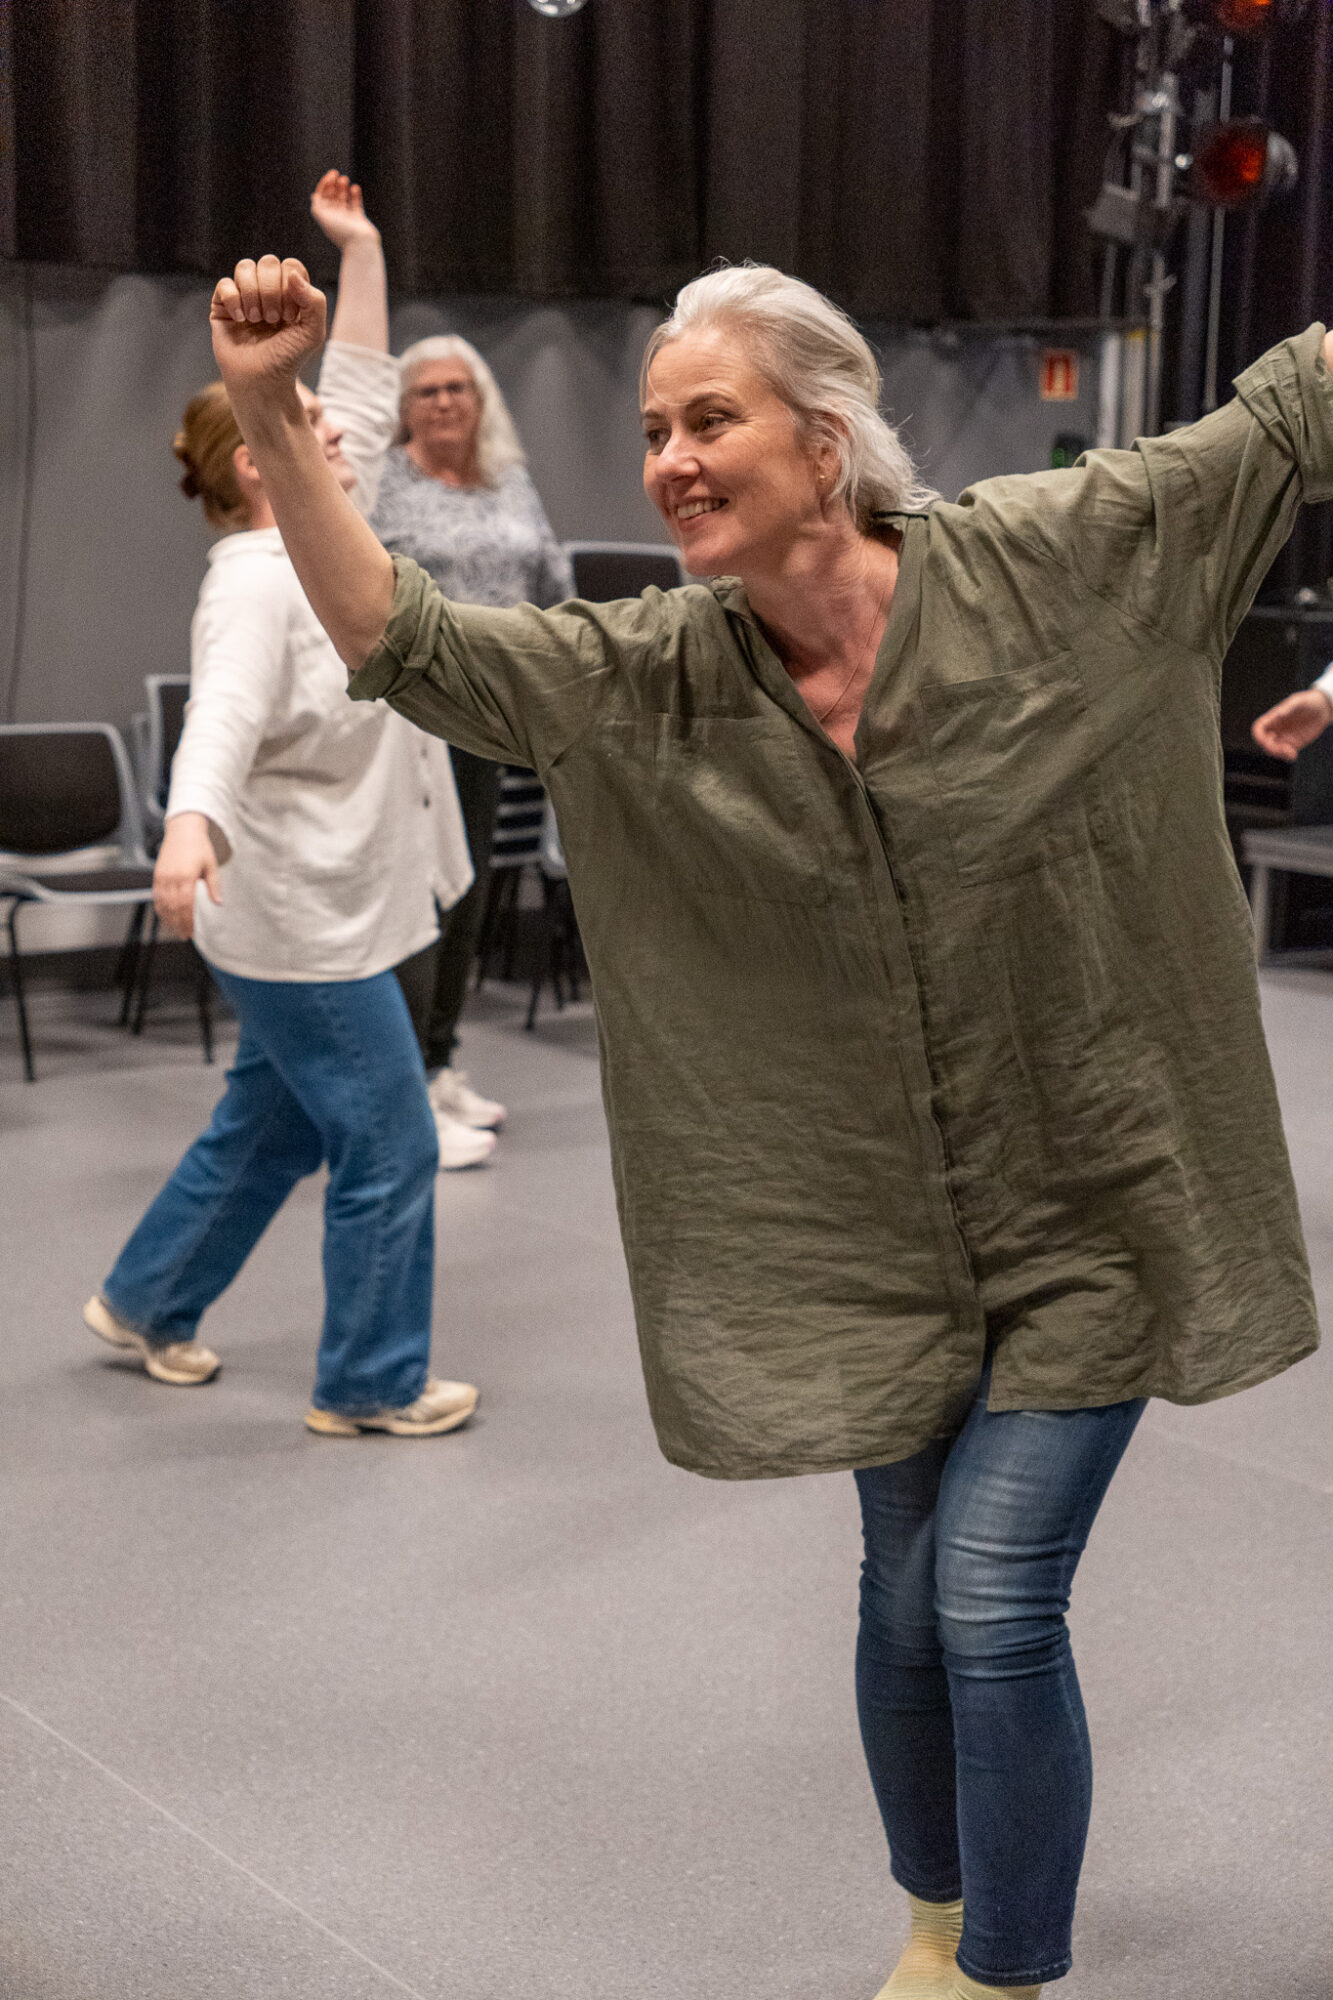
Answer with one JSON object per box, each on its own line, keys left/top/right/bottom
{"left": 855, "top": 1375, "right": 1145, "bottom": 1987}
{"left": 102, "top": 963, "right": 439, "bottom": 1415}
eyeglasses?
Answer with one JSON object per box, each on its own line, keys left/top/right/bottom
{"left": 409, "top": 380, "right": 477, "bottom": 403}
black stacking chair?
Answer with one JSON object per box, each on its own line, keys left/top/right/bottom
{"left": 121, "top": 674, "right": 213, "bottom": 1060}
{"left": 475, "top": 767, "right": 548, "bottom": 988}
{"left": 143, "top": 675, "right": 191, "bottom": 830}
{"left": 0, "top": 724, "right": 156, "bottom": 1081}
{"left": 525, "top": 800, "right": 583, "bottom": 1032}
{"left": 563, "top": 542, "right": 685, "bottom": 600}
{"left": 125, "top": 674, "right": 192, "bottom": 842}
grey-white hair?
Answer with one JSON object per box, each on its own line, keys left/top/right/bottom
{"left": 394, "top": 335, "right": 525, "bottom": 487}
{"left": 642, "top": 264, "right": 937, "bottom": 528}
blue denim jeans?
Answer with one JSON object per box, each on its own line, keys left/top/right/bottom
{"left": 102, "top": 963, "right": 439, "bottom": 1415}
{"left": 855, "top": 1374, "right": 1145, "bottom": 1987}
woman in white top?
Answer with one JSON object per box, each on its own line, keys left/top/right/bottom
{"left": 83, "top": 174, "right": 477, "bottom": 1439}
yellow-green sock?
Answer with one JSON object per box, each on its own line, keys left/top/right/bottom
{"left": 948, "top": 1969, "right": 1041, "bottom": 1999}
{"left": 872, "top": 1894, "right": 965, "bottom": 1998}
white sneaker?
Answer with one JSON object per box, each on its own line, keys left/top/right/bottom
{"left": 84, "top": 1295, "right": 221, "bottom": 1385}
{"left": 435, "top": 1109, "right": 497, "bottom": 1171}
{"left": 429, "top": 1066, "right": 506, "bottom": 1130}
{"left": 305, "top": 1377, "right": 478, "bottom": 1437}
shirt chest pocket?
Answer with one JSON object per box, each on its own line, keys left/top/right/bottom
{"left": 598, "top": 715, "right": 829, "bottom": 906}
{"left": 918, "top": 655, "right": 1104, "bottom": 887}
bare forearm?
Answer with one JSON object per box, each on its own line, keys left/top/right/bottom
{"left": 328, "top": 232, "right": 388, "bottom": 352}
{"left": 232, "top": 380, "right": 395, "bottom": 669}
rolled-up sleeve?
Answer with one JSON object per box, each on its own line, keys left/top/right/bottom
{"left": 971, "top": 324, "right": 1333, "bottom": 665}
{"left": 1232, "top": 323, "right": 1333, "bottom": 504}
{"left": 349, "top": 553, "right": 664, "bottom": 773}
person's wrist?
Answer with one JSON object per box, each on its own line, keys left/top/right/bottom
{"left": 1316, "top": 686, "right": 1333, "bottom": 720}
{"left": 229, "top": 376, "right": 308, "bottom": 434}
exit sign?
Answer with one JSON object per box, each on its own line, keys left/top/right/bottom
{"left": 1040, "top": 350, "right": 1080, "bottom": 401}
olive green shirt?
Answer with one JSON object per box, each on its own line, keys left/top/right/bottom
{"left": 350, "top": 328, "right": 1329, "bottom": 1479}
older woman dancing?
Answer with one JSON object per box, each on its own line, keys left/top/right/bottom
{"left": 205, "top": 244, "right": 1324, "bottom": 1995}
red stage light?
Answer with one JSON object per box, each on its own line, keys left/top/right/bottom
{"left": 1192, "top": 119, "right": 1299, "bottom": 206}
{"left": 1212, "top": 0, "right": 1274, "bottom": 33}
{"left": 1187, "top": 0, "right": 1311, "bottom": 31}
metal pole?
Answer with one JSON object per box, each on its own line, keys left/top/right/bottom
{"left": 1098, "top": 330, "right": 1122, "bottom": 450}
{"left": 1144, "top": 67, "right": 1179, "bottom": 437}
{"left": 1173, "top": 85, "right": 1218, "bottom": 426}
{"left": 1202, "top": 40, "right": 1233, "bottom": 413}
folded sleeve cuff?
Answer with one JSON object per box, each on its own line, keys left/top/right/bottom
{"left": 347, "top": 555, "right": 441, "bottom": 704}
{"left": 1234, "top": 323, "right": 1333, "bottom": 505}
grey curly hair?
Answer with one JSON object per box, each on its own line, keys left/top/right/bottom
{"left": 642, "top": 264, "right": 936, "bottom": 528}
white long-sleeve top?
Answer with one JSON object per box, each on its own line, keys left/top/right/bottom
{"left": 167, "top": 342, "right": 472, "bottom": 983}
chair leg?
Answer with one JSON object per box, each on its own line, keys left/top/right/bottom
{"left": 194, "top": 947, "right": 214, "bottom": 1064}
{"left": 116, "top": 903, "right": 148, "bottom": 1024}
{"left": 5, "top": 901, "right": 35, "bottom": 1083}
{"left": 553, "top": 881, "right": 580, "bottom": 1006}
{"left": 473, "top": 870, "right": 508, "bottom": 990}
{"left": 550, "top": 879, "right": 569, "bottom": 1012}
{"left": 500, "top": 866, "right": 526, "bottom": 984}
{"left": 130, "top": 912, "right": 160, "bottom": 1036}
{"left": 565, "top": 890, "right": 582, "bottom": 1003}
{"left": 526, "top": 880, "right": 557, "bottom": 1032}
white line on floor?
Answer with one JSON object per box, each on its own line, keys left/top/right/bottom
{"left": 0, "top": 1688, "right": 433, "bottom": 2000}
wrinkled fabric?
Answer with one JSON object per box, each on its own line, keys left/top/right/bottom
{"left": 348, "top": 330, "right": 1329, "bottom": 1480}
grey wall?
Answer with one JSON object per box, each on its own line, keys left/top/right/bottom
{"left": 1, "top": 263, "right": 1104, "bottom": 738}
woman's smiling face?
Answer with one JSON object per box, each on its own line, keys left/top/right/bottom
{"left": 641, "top": 327, "right": 829, "bottom": 577}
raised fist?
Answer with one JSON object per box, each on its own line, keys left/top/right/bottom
{"left": 210, "top": 256, "right": 327, "bottom": 396}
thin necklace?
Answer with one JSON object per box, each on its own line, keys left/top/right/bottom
{"left": 809, "top": 582, "right": 891, "bottom": 726}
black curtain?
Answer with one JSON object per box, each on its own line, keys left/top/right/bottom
{"left": 3, "top": 0, "right": 1119, "bottom": 322}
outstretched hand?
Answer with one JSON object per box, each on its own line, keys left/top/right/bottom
{"left": 1251, "top": 688, "right": 1333, "bottom": 762}
{"left": 210, "top": 256, "right": 326, "bottom": 398}
{"left": 309, "top": 169, "right": 380, "bottom": 249}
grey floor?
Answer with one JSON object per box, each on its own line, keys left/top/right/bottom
{"left": 0, "top": 971, "right": 1329, "bottom": 2000}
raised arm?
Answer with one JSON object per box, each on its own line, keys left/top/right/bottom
{"left": 211, "top": 256, "right": 395, "bottom": 670}
{"left": 310, "top": 170, "right": 388, "bottom": 354}
{"left": 982, "top": 325, "right": 1333, "bottom": 670}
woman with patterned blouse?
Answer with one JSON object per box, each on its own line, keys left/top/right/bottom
{"left": 374, "top": 336, "right": 573, "bottom": 1168}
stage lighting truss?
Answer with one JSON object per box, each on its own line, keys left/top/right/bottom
{"left": 1089, "top": 0, "right": 1302, "bottom": 257}
{"left": 1088, "top": 0, "right": 1304, "bottom": 436}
